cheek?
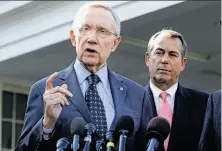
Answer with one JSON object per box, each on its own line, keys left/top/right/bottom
{"left": 75, "top": 45, "right": 83, "bottom": 56}
{"left": 148, "top": 60, "right": 156, "bottom": 72}
{"left": 99, "top": 50, "right": 112, "bottom": 62}
{"left": 103, "top": 40, "right": 113, "bottom": 49}
{"left": 76, "top": 38, "right": 85, "bottom": 55}
{"left": 149, "top": 58, "right": 159, "bottom": 67}
{"left": 100, "top": 41, "right": 113, "bottom": 57}
{"left": 172, "top": 63, "right": 183, "bottom": 74}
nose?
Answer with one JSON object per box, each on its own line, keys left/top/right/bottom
{"left": 87, "top": 30, "right": 97, "bottom": 45}
{"left": 161, "top": 54, "right": 169, "bottom": 64}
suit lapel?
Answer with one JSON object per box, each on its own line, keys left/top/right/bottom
{"left": 59, "top": 62, "right": 92, "bottom": 123}
{"left": 146, "top": 85, "right": 158, "bottom": 116}
{"left": 108, "top": 68, "right": 127, "bottom": 131}
{"left": 168, "top": 84, "right": 192, "bottom": 150}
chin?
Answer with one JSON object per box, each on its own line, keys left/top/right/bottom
{"left": 82, "top": 58, "right": 99, "bottom": 66}
{"left": 155, "top": 76, "right": 169, "bottom": 83}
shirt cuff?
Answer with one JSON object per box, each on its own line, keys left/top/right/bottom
{"left": 42, "top": 125, "right": 55, "bottom": 140}
{"left": 43, "top": 126, "right": 54, "bottom": 134}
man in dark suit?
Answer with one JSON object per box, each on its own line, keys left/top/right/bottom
{"left": 144, "top": 29, "right": 209, "bottom": 151}
{"left": 198, "top": 90, "right": 221, "bottom": 151}
{"left": 15, "top": 2, "right": 153, "bottom": 151}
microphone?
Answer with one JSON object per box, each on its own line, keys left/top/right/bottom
{"left": 56, "top": 137, "right": 71, "bottom": 151}
{"left": 96, "top": 139, "right": 105, "bottom": 151}
{"left": 83, "top": 123, "right": 96, "bottom": 151}
{"left": 70, "top": 117, "right": 87, "bottom": 151}
{"left": 115, "top": 115, "right": 134, "bottom": 151}
{"left": 146, "top": 117, "right": 171, "bottom": 151}
{"left": 106, "top": 131, "right": 115, "bottom": 151}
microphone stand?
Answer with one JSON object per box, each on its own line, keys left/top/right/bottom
{"left": 56, "top": 137, "right": 70, "bottom": 151}
{"left": 106, "top": 132, "right": 115, "bottom": 151}
{"left": 83, "top": 123, "right": 96, "bottom": 151}
{"left": 146, "top": 138, "right": 159, "bottom": 151}
{"left": 118, "top": 130, "right": 129, "bottom": 151}
{"left": 72, "top": 135, "right": 80, "bottom": 151}
{"left": 96, "top": 139, "right": 105, "bottom": 151}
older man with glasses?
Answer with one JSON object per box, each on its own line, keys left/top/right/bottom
{"left": 15, "top": 2, "right": 153, "bottom": 151}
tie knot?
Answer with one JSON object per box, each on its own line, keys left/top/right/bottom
{"left": 160, "top": 92, "right": 168, "bottom": 100}
{"left": 87, "top": 74, "right": 101, "bottom": 85}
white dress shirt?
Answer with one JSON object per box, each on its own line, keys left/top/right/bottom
{"left": 149, "top": 80, "right": 178, "bottom": 113}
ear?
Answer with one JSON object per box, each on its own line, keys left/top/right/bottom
{"left": 181, "top": 57, "right": 187, "bottom": 71}
{"left": 145, "top": 52, "right": 150, "bottom": 67}
{"left": 111, "top": 36, "right": 122, "bottom": 52}
{"left": 70, "top": 29, "right": 76, "bottom": 47}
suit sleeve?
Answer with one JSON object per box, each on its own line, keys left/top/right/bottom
{"left": 15, "top": 84, "right": 59, "bottom": 151}
{"left": 198, "top": 94, "right": 215, "bottom": 151}
{"left": 134, "top": 90, "right": 154, "bottom": 151}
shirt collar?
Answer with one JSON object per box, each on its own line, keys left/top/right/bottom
{"left": 149, "top": 80, "right": 178, "bottom": 98}
{"left": 74, "top": 58, "right": 108, "bottom": 86}
{"left": 166, "top": 82, "right": 178, "bottom": 97}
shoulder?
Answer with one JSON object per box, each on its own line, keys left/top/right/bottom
{"left": 179, "top": 86, "right": 209, "bottom": 107}
{"left": 109, "top": 71, "right": 147, "bottom": 101}
{"left": 209, "top": 90, "right": 221, "bottom": 107}
{"left": 182, "top": 86, "right": 209, "bottom": 98}
{"left": 211, "top": 90, "right": 221, "bottom": 99}
{"left": 114, "top": 72, "right": 146, "bottom": 92}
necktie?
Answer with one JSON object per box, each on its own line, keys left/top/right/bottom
{"left": 158, "top": 92, "right": 173, "bottom": 151}
{"left": 85, "top": 74, "right": 108, "bottom": 139}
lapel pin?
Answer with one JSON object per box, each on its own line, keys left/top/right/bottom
{"left": 120, "top": 87, "right": 123, "bottom": 91}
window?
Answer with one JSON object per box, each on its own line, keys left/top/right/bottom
{"left": 1, "top": 90, "right": 28, "bottom": 151}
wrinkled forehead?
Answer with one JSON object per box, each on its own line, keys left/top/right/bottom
{"left": 76, "top": 7, "right": 116, "bottom": 30}
{"left": 153, "top": 34, "right": 183, "bottom": 52}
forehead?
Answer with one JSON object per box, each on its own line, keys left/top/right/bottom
{"left": 78, "top": 7, "right": 116, "bottom": 30}
{"left": 153, "top": 35, "right": 183, "bottom": 53}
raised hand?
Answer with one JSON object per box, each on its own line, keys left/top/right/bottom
{"left": 43, "top": 72, "right": 73, "bottom": 129}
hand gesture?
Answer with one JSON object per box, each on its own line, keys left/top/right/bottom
{"left": 43, "top": 72, "right": 73, "bottom": 128}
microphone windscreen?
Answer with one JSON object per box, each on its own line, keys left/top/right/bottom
{"left": 70, "top": 117, "right": 86, "bottom": 136}
{"left": 115, "top": 115, "right": 134, "bottom": 137}
{"left": 146, "top": 116, "right": 170, "bottom": 142}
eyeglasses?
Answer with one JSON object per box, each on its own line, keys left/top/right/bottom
{"left": 78, "top": 25, "right": 117, "bottom": 38}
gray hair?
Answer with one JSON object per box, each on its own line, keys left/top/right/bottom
{"left": 72, "top": 2, "right": 121, "bottom": 36}
{"left": 147, "top": 29, "right": 188, "bottom": 58}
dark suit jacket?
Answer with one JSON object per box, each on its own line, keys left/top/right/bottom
{"left": 198, "top": 90, "right": 221, "bottom": 151}
{"left": 145, "top": 84, "right": 209, "bottom": 151}
{"left": 15, "top": 62, "right": 153, "bottom": 151}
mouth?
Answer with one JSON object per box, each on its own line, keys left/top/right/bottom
{"left": 157, "top": 68, "right": 171, "bottom": 72}
{"left": 86, "top": 48, "right": 97, "bottom": 53}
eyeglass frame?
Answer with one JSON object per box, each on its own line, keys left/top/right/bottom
{"left": 77, "top": 24, "right": 118, "bottom": 38}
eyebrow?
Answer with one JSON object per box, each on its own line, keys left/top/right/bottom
{"left": 155, "top": 47, "right": 165, "bottom": 51}
{"left": 155, "top": 47, "right": 180, "bottom": 54}
{"left": 81, "top": 24, "right": 110, "bottom": 31}
{"left": 169, "top": 51, "right": 179, "bottom": 54}
{"left": 96, "top": 25, "right": 109, "bottom": 31}
{"left": 80, "top": 24, "right": 90, "bottom": 28}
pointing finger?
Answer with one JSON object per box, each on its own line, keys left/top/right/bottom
{"left": 45, "top": 72, "right": 58, "bottom": 91}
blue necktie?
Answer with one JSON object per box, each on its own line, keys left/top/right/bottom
{"left": 85, "top": 74, "right": 108, "bottom": 138}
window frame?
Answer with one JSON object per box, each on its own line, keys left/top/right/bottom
{"left": 0, "top": 82, "right": 30, "bottom": 151}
